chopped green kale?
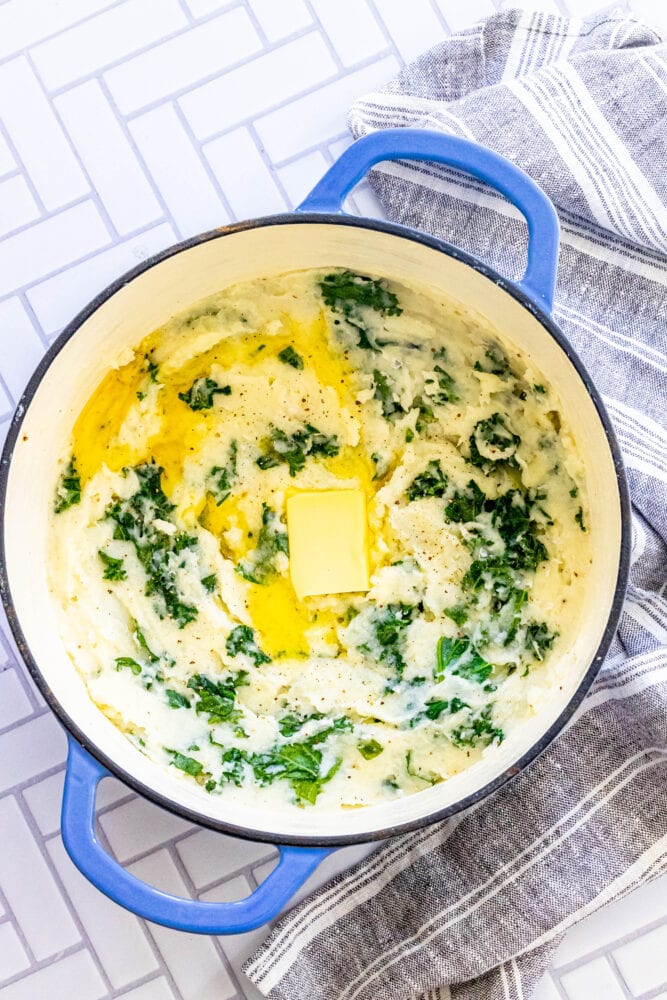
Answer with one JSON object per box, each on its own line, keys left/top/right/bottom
{"left": 445, "top": 479, "right": 486, "bottom": 522}
{"left": 201, "top": 573, "right": 217, "bottom": 593}
{"left": 358, "top": 739, "right": 384, "bottom": 760}
{"left": 360, "top": 604, "right": 415, "bottom": 677}
{"left": 209, "top": 440, "right": 238, "bottom": 505}
{"left": 168, "top": 751, "right": 203, "bottom": 776}
{"left": 473, "top": 344, "right": 511, "bottom": 377}
{"left": 225, "top": 624, "right": 271, "bottom": 666}
{"left": 236, "top": 503, "right": 288, "bottom": 584}
{"left": 406, "top": 460, "right": 448, "bottom": 501}
{"left": 134, "top": 624, "right": 159, "bottom": 664}
{"left": 256, "top": 424, "right": 339, "bottom": 477}
{"left": 278, "top": 345, "right": 304, "bottom": 369}
{"left": 525, "top": 622, "right": 557, "bottom": 660}
{"left": 105, "top": 463, "right": 198, "bottom": 628}
{"left": 436, "top": 636, "right": 493, "bottom": 684}
{"left": 443, "top": 605, "right": 468, "bottom": 627}
{"left": 166, "top": 689, "right": 191, "bottom": 709}
{"left": 54, "top": 457, "right": 81, "bottom": 513}
{"left": 319, "top": 270, "right": 402, "bottom": 351}
{"left": 98, "top": 549, "right": 127, "bottom": 581}
{"left": 451, "top": 703, "right": 504, "bottom": 748}
{"left": 426, "top": 365, "right": 458, "bottom": 404}
{"left": 115, "top": 656, "right": 142, "bottom": 676}
{"left": 414, "top": 397, "right": 435, "bottom": 435}
{"left": 373, "top": 369, "right": 405, "bottom": 420}
{"left": 179, "top": 376, "right": 231, "bottom": 411}
{"left": 491, "top": 490, "right": 548, "bottom": 572}
{"left": 144, "top": 354, "right": 159, "bottom": 382}
{"left": 469, "top": 413, "right": 520, "bottom": 470}
{"left": 575, "top": 507, "right": 586, "bottom": 531}
{"left": 187, "top": 670, "right": 248, "bottom": 724}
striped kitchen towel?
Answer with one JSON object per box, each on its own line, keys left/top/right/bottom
{"left": 244, "top": 9, "right": 667, "bottom": 999}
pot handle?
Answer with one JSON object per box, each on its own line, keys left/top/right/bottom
{"left": 61, "top": 737, "right": 333, "bottom": 934}
{"left": 297, "top": 127, "right": 560, "bottom": 313}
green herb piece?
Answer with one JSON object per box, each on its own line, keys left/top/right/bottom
{"left": 405, "top": 428, "right": 414, "bottom": 443}
{"left": 256, "top": 424, "right": 339, "bottom": 477}
{"left": 436, "top": 636, "right": 493, "bottom": 684}
{"left": 98, "top": 549, "right": 127, "bottom": 581}
{"left": 372, "top": 369, "right": 405, "bottom": 420}
{"left": 278, "top": 346, "right": 304, "bottom": 369}
{"left": 534, "top": 384, "right": 547, "bottom": 394}
{"left": 361, "top": 604, "right": 415, "bottom": 677}
{"left": 444, "top": 480, "right": 486, "bottom": 522}
{"left": 473, "top": 345, "right": 511, "bottom": 377}
{"left": 201, "top": 574, "right": 217, "bottom": 593}
{"left": 225, "top": 624, "right": 271, "bottom": 666}
{"left": 427, "top": 365, "right": 458, "bottom": 404}
{"left": 250, "top": 741, "right": 341, "bottom": 805}
{"left": 469, "top": 413, "right": 520, "bottom": 470}
{"left": 179, "top": 377, "right": 231, "bottom": 411}
{"left": 525, "top": 622, "right": 557, "bottom": 660}
{"left": 236, "top": 503, "right": 288, "bottom": 584}
{"left": 134, "top": 625, "right": 160, "bottom": 664}
{"left": 105, "top": 463, "right": 198, "bottom": 628}
{"left": 451, "top": 704, "right": 504, "bottom": 748}
{"left": 144, "top": 355, "right": 159, "bottom": 382}
{"left": 218, "top": 747, "right": 248, "bottom": 786}
{"left": 358, "top": 739, "right": 384, "bottom": 760}
{"left": 569, "top": 486, "right": 579, "bottom": 499}
{"left": 575, "top": 506, "right": 586, "bottom": 531}
{"left": 319, "top": 270, "right": 402, "bottom": 351}
{"left": 115, "top": 656, "right": 142, "bottom": 676}
{"left": 406, "top": 460, "right": 448, "bottom": 501}
{"left": 406, "top": 750, "right": 438, "bottom": 785}
{"left": 54, "top": 457, "right": 81, "bottom": 513}
{"left": 166, "top": 689, "right": 191, "bottom": 709}
{"left": 169, "top": 751, "right": 203, "bottom": 776}
{"left": 491, "top": 490, "right": 548, "bottom": 572}
{"left": 209, "top": 440, "right": 238, "bottom": 505}
{"left": 278, "top": 712, "right": 325, "bottom": 737}
{"left": 414, "top": 397, "right": 435, "bottom": 435}
{"left": 443, "top": 605, "right": 468, "bottom": 627}
{"left": 187, "top": 671, "right": 248, "bottom": 724}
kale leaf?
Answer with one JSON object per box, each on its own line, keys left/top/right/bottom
{"left": 105, "top": 463, "right": 198, "bottom": 628}
{"left": 98, "top": 549, "right": 127, "bottom": 581}
{"left": 373, "top": 369, "right": 405, "bottom": 420}
{"left": 451, "top": 703, "right": 504, "bottom": 748}
{"left": 525, "top": 621, "right": 557, "bottom": 660}
{"left": 166, "top": 689, "right": 191, "bottom": 709}
{"left": 278, "top": 346, "right": 304, "bottom": 369}
{"left": 225, "top": 624, "right": 271, "bottom": 665}
{"left": 236, "top": 503, "right": 288, "bottom": 584}
{"left": 444, "top": 479, "right": 486, "bottom": 522}
{"left": 319, "top": 270, "right": 402, "bottom": 351}
{"left": 179, "top": 377, "right": 231, "bottom": 411}
{"left": 469, "top": 413, "right": 520, "bottom": 471}
{"left": 54, "top": 457, "right": 81, "bottom": 513}
{"left": 256, "top": 424, "right": 339, "bottom": 477}
{"left": 407, "top": 460, "right": 448, "bottom": 501}
{"left": 186, "top": 670, "right": 248, "bottom": 724}
{"left": 209, "top": 439, "right": 238, "bottom": 505}
{"left": 436, "top": 635, "right": 493, "bottom": 684}
{"left": 357, "top": 739, "right": 384, "bottom": 760}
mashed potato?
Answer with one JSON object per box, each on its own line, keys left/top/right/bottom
{"left": 49, "top": 269, "right": 591, "bottom": 810}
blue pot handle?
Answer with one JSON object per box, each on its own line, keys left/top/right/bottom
{"left": 61, "top": 737, "right": 332, "bottom": 934}
{"left": 297, "top": 127, "right": 560, "bottom": 313}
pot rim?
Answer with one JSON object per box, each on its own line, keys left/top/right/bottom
{"left": 0, "top": 212, "right": 632, "bottom": 847}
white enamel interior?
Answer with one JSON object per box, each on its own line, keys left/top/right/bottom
{"left": 3, "top": 222, "right": 623, "bottom": 841}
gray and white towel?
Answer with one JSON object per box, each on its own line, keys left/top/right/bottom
{"left": 245, "top": 9, "right": 667, "bottom": 999}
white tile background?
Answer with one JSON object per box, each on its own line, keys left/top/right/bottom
{"left": 0, "top": 0, "right": 666, "bottom": 998}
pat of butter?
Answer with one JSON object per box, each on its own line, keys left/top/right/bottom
{"left": 286, "top": 490, "right": 370, "bottom": 600}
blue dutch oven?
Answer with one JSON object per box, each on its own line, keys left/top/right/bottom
{"left": 0, "top": 129, "right": 630, "bottom": 934}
